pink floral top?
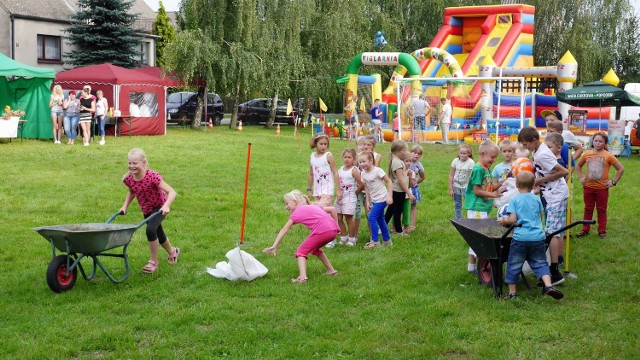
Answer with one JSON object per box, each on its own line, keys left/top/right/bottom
{"left": 123, "top": 170, "right": 167, "bottom": 215}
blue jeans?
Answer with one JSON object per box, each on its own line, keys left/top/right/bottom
{"left": 505, "top": 240, "right": 550, "bottom": 284}
{"left": 368, "top": 202, "right": 390, "bottom": 242}
{"left": 453, "top": 193, "right": 463, "bottom": 219}
{"left": 63, "top": 114, "right": 80, "bottom": 140}
{"left": 96, "top": 115, "right": 106, "bottom": 136}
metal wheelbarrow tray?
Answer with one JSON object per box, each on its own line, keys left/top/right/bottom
{"left": 34, "top": 211, "right": 160, "bottom": 293}
{"left": 450, "top": 218, "right": 594, "bottom": 299}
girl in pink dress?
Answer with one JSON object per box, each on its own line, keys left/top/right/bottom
{"left": 263, "top": 190, "right": 340, "bottom": 283}
{"left": 120, "top": 148, "right": 179, "bottom": 273}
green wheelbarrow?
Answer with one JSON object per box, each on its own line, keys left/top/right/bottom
{"left": 34, "top": 211, "right": 160, "bottom": 293}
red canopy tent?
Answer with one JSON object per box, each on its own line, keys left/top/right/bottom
{"left": 135, "top": 66, "right": 183, "bottom": 88}
{"left": 54, "top": 64, "right": 168, "bottom": 136}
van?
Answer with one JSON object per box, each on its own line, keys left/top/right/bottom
{"left": 167, "top": 91, "right": 224, "bottom": 125}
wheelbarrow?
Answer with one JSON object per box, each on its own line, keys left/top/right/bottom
{"left": 450, "top": 218, "right": 595, "bottom": 299}
{"left": 34, "top": 211, "right": 160, "bottom": 293}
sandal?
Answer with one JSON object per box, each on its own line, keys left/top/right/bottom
{"left": 168, "top": 247, "right": 180, "bottom": 264}
{"left": 291, "top": 276, "right": 308, "bottom": 283}
{"left": 324, "top": 270, "right": 338, "bottom": 276}
{"left": 364, "top": 241, "right": 379, "bottom": 249}
{"left": 142, "top": 260, "right": 158, "bottom": 273}
{"left": 575, "top": 231, "right": 590, "bottom": 238}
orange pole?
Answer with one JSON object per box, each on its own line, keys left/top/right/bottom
{"left": 239, "top": 142, "right": 252, "bottom": 244}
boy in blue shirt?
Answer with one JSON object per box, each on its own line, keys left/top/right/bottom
{"left": 498, "top": 171, "right": 564, "bottom": 300}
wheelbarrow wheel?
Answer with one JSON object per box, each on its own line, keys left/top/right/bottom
{"left": 476, "top": 257, "right": 493, "bottom": 287}
{"left": 47, "top": 255, "right": 77, "bottom": 293}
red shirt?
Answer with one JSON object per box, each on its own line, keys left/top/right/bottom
{"left": 123, "top": 170, "right": 167, "bottom": 215}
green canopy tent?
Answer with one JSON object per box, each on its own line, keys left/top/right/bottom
{"left": 557, "top": 81, "right": 640, "bottom": 131}
{"left": 0, "top": 53, "right": 55, "bottom": 139}
{"left": 556, "top": 81, "right": 640, "bottom": 107}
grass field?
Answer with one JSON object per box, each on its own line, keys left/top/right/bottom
{"left": 1, "top": 126, "right": 638, "bottom": 359}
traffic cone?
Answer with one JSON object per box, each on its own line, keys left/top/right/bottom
{"left": 275, "top": 123, "right": 281, "bottom": 136}
{"left": 238, "top": 120, "right": 243, "bottom": 132}
{"left": 208, "top": 118, "right": 213, "bottom": 129}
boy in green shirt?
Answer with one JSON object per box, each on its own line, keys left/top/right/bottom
{"left": 464, "top": 140, "right": 503, "bottom": 273}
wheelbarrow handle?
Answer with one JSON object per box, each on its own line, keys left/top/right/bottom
{"left": 134, "top": 211, "right": 163, "bottom": 230}
{"left": 106, "top": 210, "right": 125, "bottom": 224}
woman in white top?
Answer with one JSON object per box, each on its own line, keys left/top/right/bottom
{"left": 49, "top": 85, "right": 64, "bottom": 144}
{"left": 95, "top": 90, "right": 108, "bottom": 145}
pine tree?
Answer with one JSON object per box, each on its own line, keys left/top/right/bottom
{"left": 153, "top": 1, "right": 176, "bottom": 68}
{"left": 65, "top": 0, "right": 142, "bottom": 68}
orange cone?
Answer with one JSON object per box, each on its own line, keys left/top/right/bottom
{"left": 238, "top": 120, "right": 243, "bottom": 132}
{"left": 275, "top": 123, "right": 281, "bottom": 136}
{"left": 208, "top": 118, "right": 213, "bottom": 129}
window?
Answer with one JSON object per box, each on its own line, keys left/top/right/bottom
{"left": 129, "top": 92, "right": 158, "bottom": 117}
{"left": 37, "top": 35, "right": 61, "bottom": 62}
{"left": 138, "top": 42, "right": 150, "bottom": 65}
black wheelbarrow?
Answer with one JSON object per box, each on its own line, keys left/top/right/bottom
{"left": 450, "top": 218, "right": 595, "bottom": 299}
{"left": 34, "top": 211, "right": 160, "bottom": 293}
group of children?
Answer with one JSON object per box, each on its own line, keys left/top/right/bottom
{"left": 263, "top": 134, "right": 425, "bottom": 283}
{"left": 449, "top": 119, "right": 625, "bottom": 300}
{"left": 121, "top": 112, "right": 624, "bottom": 296}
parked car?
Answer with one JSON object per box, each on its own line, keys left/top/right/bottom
{"left": 167, "top": 91, "right": 224, "bottom": 125}
{"left": 236, "top": 98, "right": 293, "bottom": 125}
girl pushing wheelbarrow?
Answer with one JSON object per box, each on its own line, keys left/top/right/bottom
{"left": 121, "top": 148, "right": 180, "bottom": 273}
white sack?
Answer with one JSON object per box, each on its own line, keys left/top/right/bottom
{"left": 206, "top": 247, "right": 268, "bottom": 281}
{"left": 494, "top": 178, "right": 518, "bottom": 208}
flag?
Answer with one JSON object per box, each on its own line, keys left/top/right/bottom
{"left": 318, "top": 98, "right": 328, "bottom": 112}
{"left": 286, "top": 99, "right": 293, "bottom": 115}
{"left": 359, "top": 97, "right": 366, "bottom": 112}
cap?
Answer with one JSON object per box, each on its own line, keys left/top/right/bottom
{"left": 69, "top": 90, "right": 76, "bottom": 95}
{"left": 541, "top": 110, "right": 562, "bottom": 121}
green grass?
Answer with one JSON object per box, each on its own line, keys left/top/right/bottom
{"left": 1, "top": 126, "right": 638, "bottom": 359}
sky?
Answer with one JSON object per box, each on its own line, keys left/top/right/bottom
{"left": 144, "top": 0, "right": 640, "bottom": 15}
{"left": 144, "top": 0, "right": 181, "bottom": 12}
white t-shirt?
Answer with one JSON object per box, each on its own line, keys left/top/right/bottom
{"left": 451, "top": 158, "right": 475, "bottom": 190}
{"left": 440, "top": 103, "right": 452, "bottom": 124}
{"left": 533, "top": 142, "right": 568, "bottom": 205}
{"left": 310, "top": 152, "right": 335, "bottom": 196}
{"left": 338, "top": 165, "right": 358, "bottom": 205}
{"left": 361, "top": 167, "right": 388, "bottom": 203}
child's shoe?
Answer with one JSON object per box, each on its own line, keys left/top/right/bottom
{"left": 338, "top": 236, "right": 349, "bottom": 245}
{"left": 364, "top": 241, "right": 379, "bottom": 249}
{"left": 325, "top": 240, "right": 336, "bottom": 248}
{"left": 543, "top": 286, "right": 564, "bottom": 299}
{"left": 503, "top": 293, "right": 519, "bottom": 301}
{"left": 346, "top": 237, "right": 357, "bottom": 247}
{"left": 381, "top": 239, "right": 393, "bottom": 247}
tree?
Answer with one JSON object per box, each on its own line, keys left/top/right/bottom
{"left": 153, "top": 1, "right": 176, "bottom": 68}
{"left": 65, "top": 0, "right": 142, "bottom": 68}
{"left": 163, "top": 29, "right": 218, "bottom": 128}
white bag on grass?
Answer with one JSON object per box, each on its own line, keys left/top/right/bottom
{"left": 206, "top": 247, "right": 268, "bottom": 281}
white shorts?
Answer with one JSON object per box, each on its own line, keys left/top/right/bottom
{"left": 371, "top": 119, "right": 382, "bottom": 125}
{"left": 467, "top": 210, "right": 489, "bottom": 256}
{"left": 335, "top": 199, "right": 356, "bottom": 215}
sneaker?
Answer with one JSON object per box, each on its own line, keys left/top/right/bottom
{"left": 84, "top": 142, "right": 90, "bottom": 147}
{"left": 381, "top": 239, "right": 393, "bottom": 247}
{"left": 364, "top": 241, "right": 379, "bottom": 249}
{"left": 551, "top": 273, "right": 565, "bottom": 286}
{"left": 346, "top": 239, "right": 356, "bottom": 247}
{"left": 598, "top": 232, "right": 607, "bottom": 239}
{"left": 325, "top": 240, "right": 336, "bottom": 248}
{"left": 543, "top": 286, "right": 564, "bottom": 299}
{"left": 338, "top": 236, "right": 348, "bottom": 245}
{"left": 575, "top": 231, "right": 590, "bottom": 238}
{"left": 99, "top": 140, "right": 105, "bottom": 145}
{"left": 503, "top": 293, "right": 519, "bottom": 301}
